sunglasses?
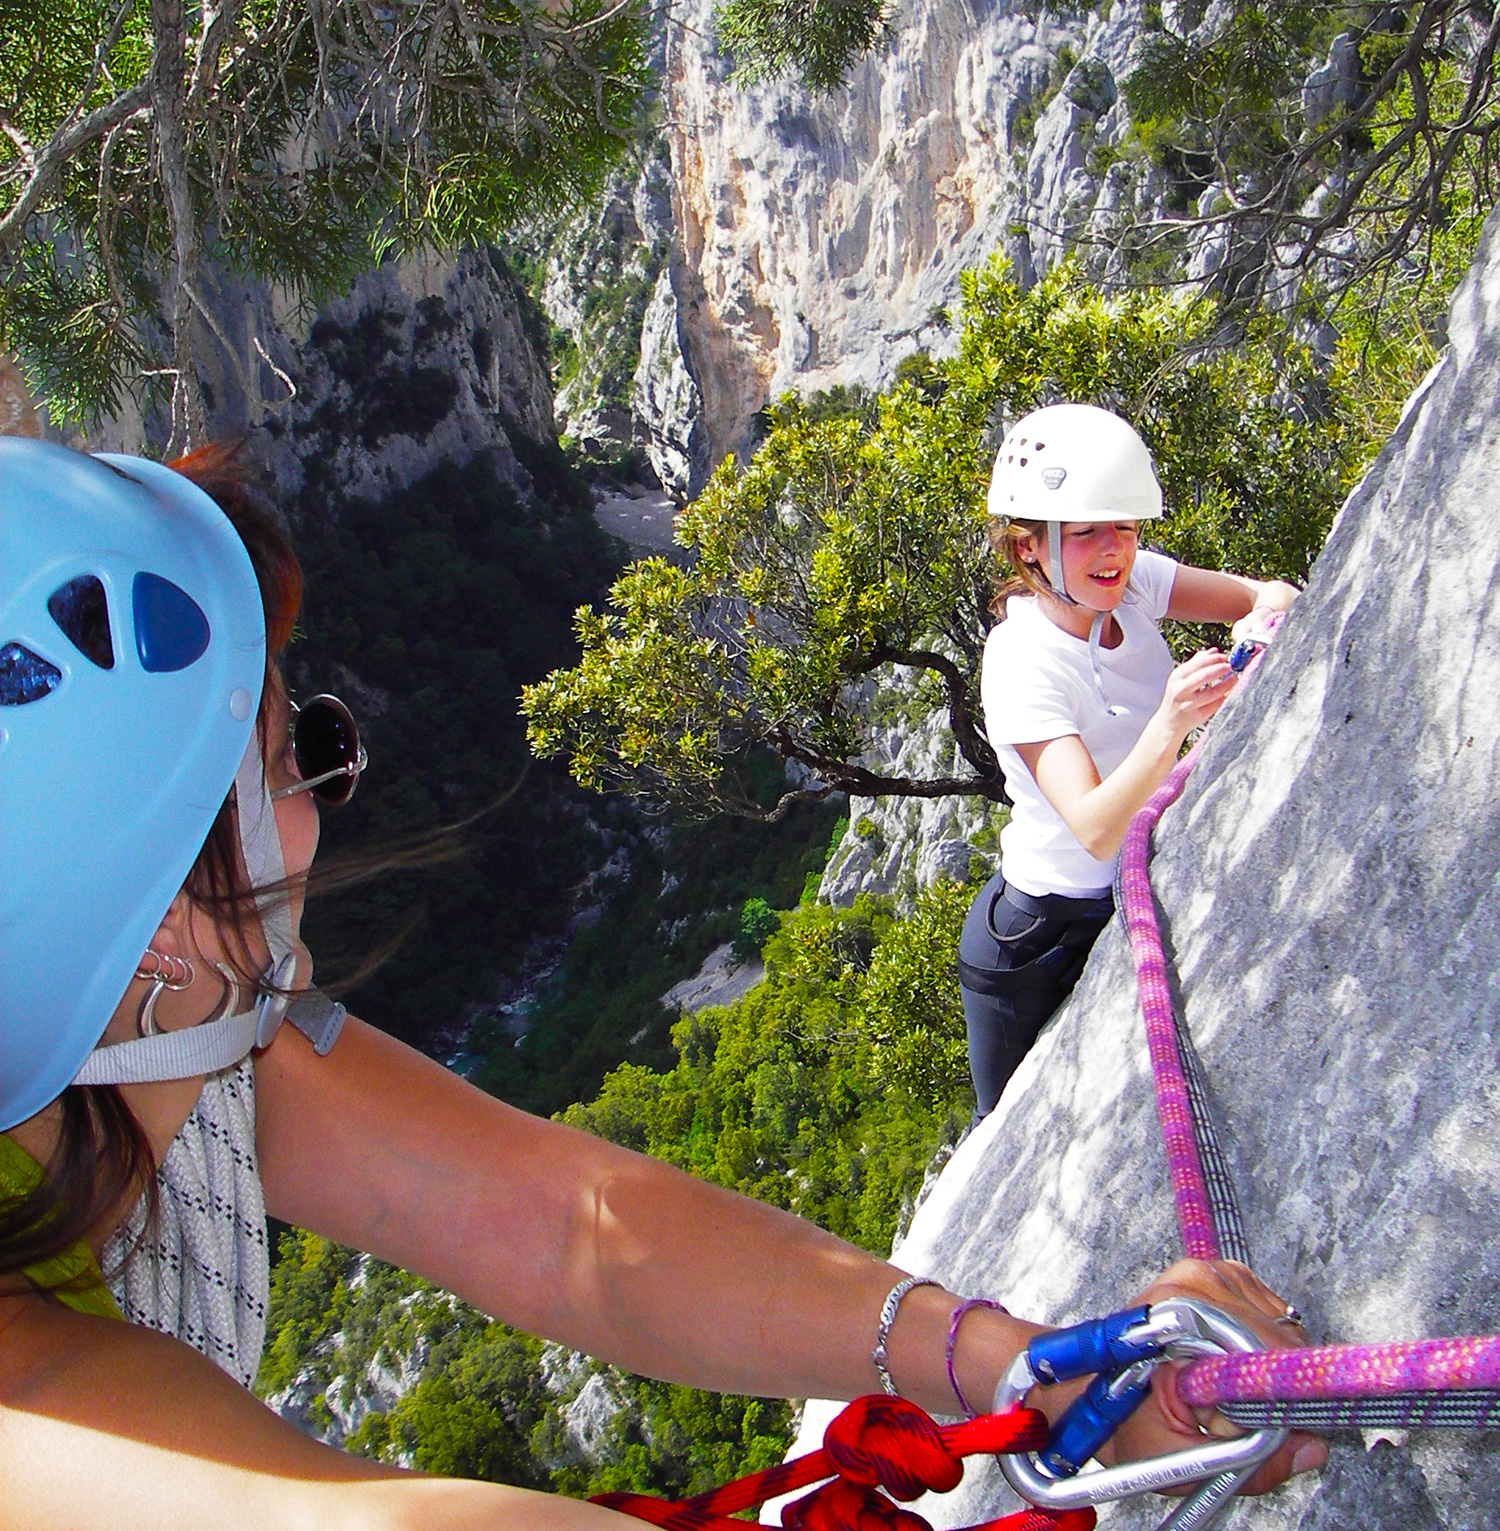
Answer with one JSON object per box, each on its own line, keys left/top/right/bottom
{"left": 270, "top": 693, "right": 368, "bottom": 806}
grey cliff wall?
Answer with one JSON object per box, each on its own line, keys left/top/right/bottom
{"left": 75, "top": 246, "right": 557, "bottom": 513}
{"left": 783, "top": 205, "right": 1500, "bottom": 1527}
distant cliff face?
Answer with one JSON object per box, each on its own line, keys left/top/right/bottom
{"left": 656, "top": 0, "right": 1077, "bottom": 472}
{"left": 569, "top": 0, "right": 1163, "bottom": 497}
{"left": 785, "top": 206, "right": 1500, "bottom": 1529}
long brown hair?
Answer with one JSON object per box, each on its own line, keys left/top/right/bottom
{"left": 0, "top": 441, "right": 303, "bottom": 1297}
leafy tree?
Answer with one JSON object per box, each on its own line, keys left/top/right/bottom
{"left": 733, "top": 896, "right": 780, "bottom": 960}
{"left": 1108, "top": 2, "right": 1498, "bottom": 320}
{"left": 1, "top": 0, "right": 651, "bottom": 442}
{"left": 523, "top": 258, "right": 1359, "bottom": 820}
{"left": 565, "top": 892, "right": 972, "bottom": 1251}
{"left": 713, "top": 0, "right": 891, "bottom": 91}
{"left": 857, "top": 879, "right": 973, "bottom": 1102}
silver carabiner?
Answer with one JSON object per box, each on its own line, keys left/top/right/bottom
{"left": 994, "top": 1299, "right": 1287, "bottom": 1528}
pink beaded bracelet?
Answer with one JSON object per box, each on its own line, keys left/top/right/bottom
{"left": 945, "top": 1296, "right": 1007, "bottom": 1417}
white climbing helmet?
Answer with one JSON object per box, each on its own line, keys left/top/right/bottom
{"left": 986, "top": 403, "right": 1162, "bottom": 605}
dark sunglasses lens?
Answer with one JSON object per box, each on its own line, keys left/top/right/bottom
{"left": 293, "top": 694, "right": 361, "bottom": 805}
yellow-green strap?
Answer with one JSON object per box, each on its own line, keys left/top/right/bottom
{"left": 0, "top": 1134, "right": 123, "bottom": 1320}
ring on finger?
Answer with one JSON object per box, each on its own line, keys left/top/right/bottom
{"left": 1274, "top": 1302, "right": 1304, "bottom": 1328}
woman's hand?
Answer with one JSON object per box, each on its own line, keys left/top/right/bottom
{"left": 1230, "top": 604, "right": 1288, "bottom": 646}
{"left": 1096, "top": 1259, "right": 1327, "bottom": 1495}
{"left": 1156, "top": 650, "right": 1236, "bottom": 742}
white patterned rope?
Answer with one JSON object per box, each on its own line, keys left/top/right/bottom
{"left": 104, "top": 1058, "right": 269, "bottom": 1389}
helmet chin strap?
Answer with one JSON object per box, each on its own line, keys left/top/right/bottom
{"left": 73, "top": 734, "right": 299, "bottom": 1087}
{"left": 1045, "top": 521, "right": 1079, "bottom": 606}
{"left": 1041, "top": 521, "right": 1125, "bottom": 720}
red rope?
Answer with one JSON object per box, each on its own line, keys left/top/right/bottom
{"left": 592, "top": 1394, "right": 1094, "bottom": 1531}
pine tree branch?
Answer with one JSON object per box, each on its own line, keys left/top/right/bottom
{"left": 0, "top": 81, "right": 151, "bottom": 259}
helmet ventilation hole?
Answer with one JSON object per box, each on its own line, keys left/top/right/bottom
{"left": 133, "top": 572, "right": 210, "bottom": 673}
{"left": 48, "top": 575, "right": 114, "bottom": 670}
{"left": 0, "top": 642, "right": 62, "bottom": 706}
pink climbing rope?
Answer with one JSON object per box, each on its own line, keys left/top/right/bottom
{"left": 1179, "top": 1336, "right": 1500, "bottom": 1409}
{"left": 1114, "top": 742, "right": 1218, "bottom": 1261}
{"left": 1116, "top": 682, "right": 1500, "bottom": 1429}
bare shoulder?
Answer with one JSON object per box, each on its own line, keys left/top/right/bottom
{"left": 0, "top": 1287, "right": 371, "bottom": 1470}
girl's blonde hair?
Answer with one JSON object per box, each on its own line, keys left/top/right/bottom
{"left": 987, "top": 516, "right": 1053, "bottom": 618}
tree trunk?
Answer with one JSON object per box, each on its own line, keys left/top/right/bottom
{"left": 149, "top": 0, "right": 206, "bottom": 453}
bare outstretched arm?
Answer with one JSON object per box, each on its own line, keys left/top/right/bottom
{"left": 0, "top": 1289, "right": 625, "bottom": 1531}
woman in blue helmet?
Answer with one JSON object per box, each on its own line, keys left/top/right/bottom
{"left": 0, "top": 435, "right": 1322, "bottom": 1524}
{"left": 960, "top": 404, "right": 1299, "bottom": 1121}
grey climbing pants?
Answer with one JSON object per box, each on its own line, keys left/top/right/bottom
{"left": 957, "top": 871, "right": 1113, "bottom": 1118}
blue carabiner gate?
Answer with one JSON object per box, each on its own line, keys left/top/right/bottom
{"left": 992, "top": 1299, "right": 1287, "bottom": 1530}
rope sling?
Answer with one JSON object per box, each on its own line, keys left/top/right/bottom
{"left": 592, "top": 1393, "right": 1094, "bottom": 1531}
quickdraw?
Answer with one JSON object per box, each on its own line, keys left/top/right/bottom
{"left": 598, "top": 1298, "right": 1286, "bottom": 1531}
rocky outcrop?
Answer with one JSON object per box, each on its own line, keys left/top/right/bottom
{"left": 262, "top": 246, "right": 555, "bottom": 509}
{"left": 818, "top": 706, "right": 999, "bottom": 909}
{"left": 633, "top": 256, "right": 713, "bottom": 497}
{"left": 783, "top": 202, "right": 1500, "bottom": 1528}
{"left": 542, "top": 155, "right": 672, "bottom": 465}
{"left": 73, "top": 245, "right": 558, "bottom": 513}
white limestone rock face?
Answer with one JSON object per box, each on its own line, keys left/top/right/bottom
{"left": 786, "top": 207, "right": 1500, "bottom": 1528}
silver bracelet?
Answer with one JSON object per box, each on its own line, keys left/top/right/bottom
{"left": 872, "top": 1274, "right": 942, "bottom": 1396}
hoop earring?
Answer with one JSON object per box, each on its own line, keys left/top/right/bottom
{"left": 135, "top": 948, "right": 196, "bottom": 990}
{"left": 206, "top": 963, "right": 242, "bottom": 1023}
{"left": 135, "top": 948, "right": 196, "bottom": 1037}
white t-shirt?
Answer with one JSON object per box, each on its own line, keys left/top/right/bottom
{"left": 981, "top": 549, "right": 1179, "bottom": 896}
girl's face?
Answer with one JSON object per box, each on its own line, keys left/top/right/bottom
{"left": 1020, "top": 521, "right": 1139, "bottom": 610}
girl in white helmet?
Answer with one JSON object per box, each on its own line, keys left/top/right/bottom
{"left": 960, "top": 404, "right": 1299, "bottom": 1120}
{"left": 0, "top": 433, "right": 1320, "bottom": 1525}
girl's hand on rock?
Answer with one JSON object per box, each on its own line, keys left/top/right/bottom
{"left": 1230, "top": 605, "right": 1284, "bottom": 646}
{"left": 1102, "top": 1258, "right": 1327, "bottom": 1495}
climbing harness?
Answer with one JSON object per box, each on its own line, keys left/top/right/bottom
{"left": 1114, "top": 636, "right": 1500, "bottom": 1443}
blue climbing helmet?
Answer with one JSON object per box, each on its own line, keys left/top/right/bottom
{"left": 0, "top": 438, "right": 266, "bottom": 1130}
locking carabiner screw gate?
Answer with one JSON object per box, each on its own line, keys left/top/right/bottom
{"left": 993, "top": 1299, "right": 1287, "bottom": 1527}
